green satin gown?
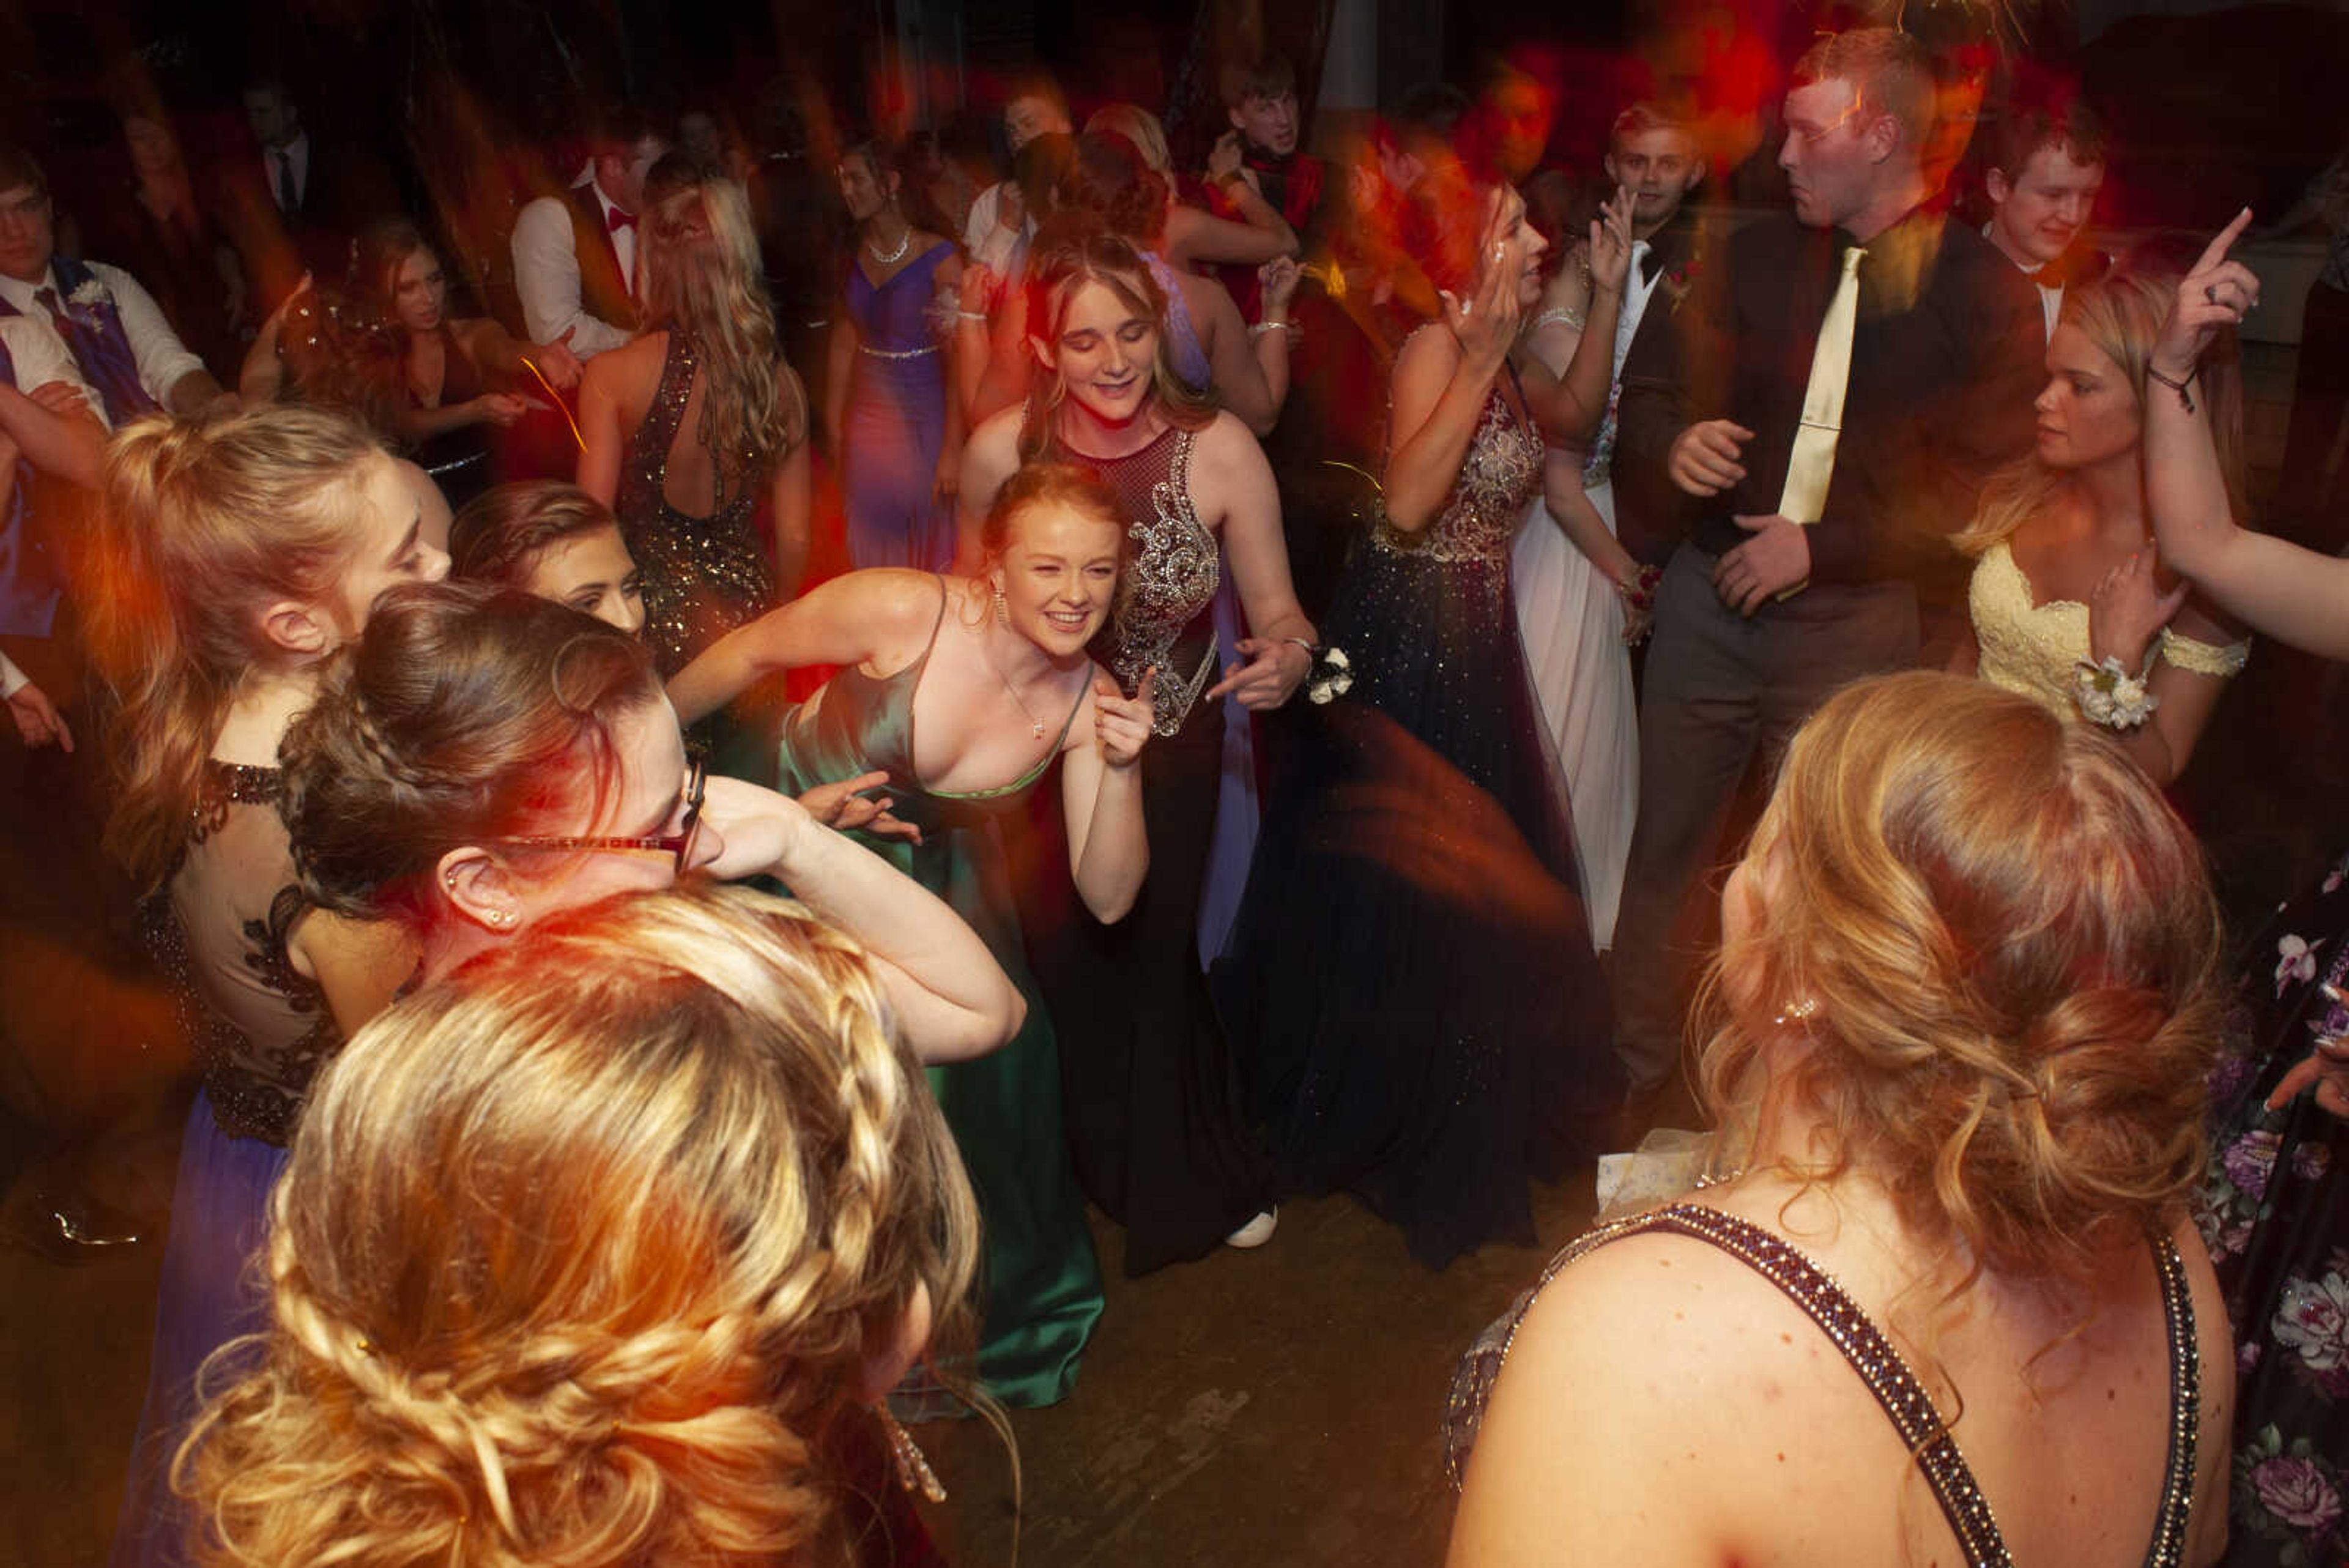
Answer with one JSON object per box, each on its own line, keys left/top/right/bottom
{"left": 760, "top": 579, "right": 1104, "bottom": 1408}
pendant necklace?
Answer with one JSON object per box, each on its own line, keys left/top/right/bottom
{"left": 984, "top": 624, "right": 1050, "bottom": 739}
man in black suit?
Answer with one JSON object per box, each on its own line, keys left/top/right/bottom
{"left": 1981, "top": 98, "right": 2112, "bottom": 343}
{"left": 1607, "top": 28, "right": 2044, "bottom": 1116}
{"left": 226, "top": 79, "right": 393, "bottom": 309}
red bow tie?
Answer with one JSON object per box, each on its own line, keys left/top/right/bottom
{"left": 606, "top": 207, "right": 637, "bottom": 233}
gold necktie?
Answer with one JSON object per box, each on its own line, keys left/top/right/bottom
{"left": 1778, "top": 245, "right": 1867, "bottom": 524}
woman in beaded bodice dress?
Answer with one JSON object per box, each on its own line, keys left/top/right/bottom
{"left": 828, "top": 139, "right": 963, "bottom": 572}
{"left": 1950, "top": 267, "right": 2246, "bottom": 784}
{"left": 671, "top": 462, "right": 1156, "bottom": 1404}
{"left": 581, "top": 158, "right": 811, "bottom": 675}
{"left": 97, "top": 407, "right": 449, "bottom": 1568}
{"left": 959, "top": 227, "right": 1319, "bottom": 1272}
{"left": 1214, "top": 185, "right": 1620, "bottom": 1268}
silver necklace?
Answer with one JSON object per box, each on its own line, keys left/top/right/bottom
{"left": 866, "top": 220, "right": 912, "bottom": 266}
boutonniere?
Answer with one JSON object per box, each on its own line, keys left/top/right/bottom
{"left": 1661, "top": 255, "right": 1704, "bottom": 314}
{"left": 67, "top": 278, "right": 111, "bottom": 310}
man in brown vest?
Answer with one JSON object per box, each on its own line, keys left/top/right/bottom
{"left": 511, "top": 108, "right": 666, "bottom": 361}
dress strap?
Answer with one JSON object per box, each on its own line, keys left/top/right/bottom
{"left": 1445, "top": 1203, "right": 2013, "bottom": 1566}
{"left": 2142, "top": 1236, "right": 2200, "bottom": 1568}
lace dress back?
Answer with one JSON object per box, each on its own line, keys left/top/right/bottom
{"left": 1445, "top": 1202, "right": 2203, "bottom": 1568}
{"left": 614, "top": 330, "right": 777, "bottom": 672}
{"left": 1970, "top": 539, "right": 2249, "bottom": 716}
{"left": 148, "top": 761, "right": 337, "bottom": 1145}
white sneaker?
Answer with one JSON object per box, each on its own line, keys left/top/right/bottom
{"left": 1224, "top": 1208, "right": 1278, "bottom": 1248}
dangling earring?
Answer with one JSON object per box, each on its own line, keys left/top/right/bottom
{"left": 993, "top": 583, "right": 1010, "bottom": 627}
{"left": 877, "top": 1404, "right": 947, "bottom": 1502}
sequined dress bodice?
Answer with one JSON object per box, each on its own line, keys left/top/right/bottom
{"left": 145, "top": 761, "right": 339, "bottom": 1145}
{"left": 1372, "top": 382, "right": 1544, "bottom": 568}
{"left": 1081, "top": 425, "right": 1221, "bottom": 736}
{"left": 1444, "top": 1203, "right": 2203, "bottom": 1568}
{"left": 1969, "top": 539, "right": 2248, "bottom": 718}
{"left": 615, "top": 329, "right": 778, "bottom": 672}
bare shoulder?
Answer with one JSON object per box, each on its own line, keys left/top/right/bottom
{"left": 1185, "top": 411, "right": 1273, "bottom": 511}
{"left": 583, "top": 332, "right": 666, "bottom": 395}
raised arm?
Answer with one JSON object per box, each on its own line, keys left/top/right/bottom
{"left": 1059, "top": 670, "right": 1152, "bottom": 921}
{"left": 2147, "top": 210, "right": 2349, "bottom": 657}
{"left": 668, "top": 568, "right": 937, "bottom": 726}
{"left": 1521, "top": 190, "right": 1632, "bottom": 446}
{"left": 700, "top": 779, "right": 1023, "bottom": 1062}
{"left": 1164, "top": 185, "right": 1298, "bottom": 272}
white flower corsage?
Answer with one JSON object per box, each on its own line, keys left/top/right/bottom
{"left": 2073, "top": 655, "right": 2157, "bottom": 730}
{"left": 1307, "top": 644, "right": 1353, "bottom": 705}
{"left": 67, "top": 278, "right": 111, "bottom": 309}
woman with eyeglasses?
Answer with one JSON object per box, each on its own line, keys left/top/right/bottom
{"left": 275, "top": 579, "right": 1022, "bottom": 1068}
{"left": 93, "top": 404, "right": 451, "bottom": 1568}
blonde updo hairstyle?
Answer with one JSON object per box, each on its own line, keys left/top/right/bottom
{"left": 87, "top": 405, "right": 390, "bottom": 890}
{"left": 1698, "top": 672, "right": 2224, "bottom": 1295}
{"left": 179, "top": 882, "right": 982, "bottom": 1568}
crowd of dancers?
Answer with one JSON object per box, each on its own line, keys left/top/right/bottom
{"left": 2, "top": 18, "right": 2348, "bottom": 1568}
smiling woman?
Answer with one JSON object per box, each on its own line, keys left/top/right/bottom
{"left": 667, "top": 461, "right": 1152, "bottom": 1406}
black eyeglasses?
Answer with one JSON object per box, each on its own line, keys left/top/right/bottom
{"left": 499, "top": 757, "right": 707, "bottom": 873}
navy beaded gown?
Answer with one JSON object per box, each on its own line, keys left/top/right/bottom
{"left": 1214, "top": 369, "right": 1622, "bottom": 1268}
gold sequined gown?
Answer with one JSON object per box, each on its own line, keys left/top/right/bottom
{"left": 615, "top": 330, "right": 778, "bottom": 675}
{"left": 1214, "top": 382, "right": 1621, "bottom": 1268}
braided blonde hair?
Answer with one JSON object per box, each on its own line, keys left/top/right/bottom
{"left": 179, "top": 882, "right": 983, "bottom": 1567}
{"left": 1696, "top": 672, "right": 2225, "bottom": 1296}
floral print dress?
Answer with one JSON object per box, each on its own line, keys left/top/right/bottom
{"left": 2196, "top": 848, "right": 2349, "bottom": 1568}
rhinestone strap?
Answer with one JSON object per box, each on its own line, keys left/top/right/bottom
{"left": 1445, "top": 1203, "right": 2200, "bottom": 1568}
{"left": 858, "top": 343, "right": 939, "bottom": 359}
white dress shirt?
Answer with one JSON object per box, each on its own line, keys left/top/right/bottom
{"left": 963, "top": 182, "right": 1030, "bottom": 279}
{"left": 510, "top": 180, "right": 636, "bottom": 360}
{"left": 0, "top": 262, "right": 205, "bottom": 419}
{"left": 265, "top": 132, "right": 311, "bottom": 212}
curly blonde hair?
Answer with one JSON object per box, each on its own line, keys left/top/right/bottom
{"left": 637, "top": 163, "right": 809, "bottom": 489}
{"left": 1698, "top": 672, "right": 2225, "bottom": 1295}
{"left": 86, "top": 405, "right": 388, "bottom": 891}
{"left": 179, "top": 882, "right": 983, "bottom": 1567}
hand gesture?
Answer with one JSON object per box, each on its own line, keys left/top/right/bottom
{"left": 1258, "top": 256, "right": 1301, "bottom": 319}
{"left": 1440, "top": 188, "right": 1523, "bottom": 376}
{"left": 2274, "top": 987, "right": 2349, "bottom": 1119}
{"left": 2155, "top": 207, "right": 2262, "bottom": 380}
{"left": 1094, "top": 666, "right": 1157, "bottom": 768}
{"left": 26, "top": 381, "right": 92, "bottom": 419}
{"left": 533, "top": 328, "right": 584, "bottom": 391}
{"left": 2087, "top": 549, "right": 2189, "bottom": 672}
{"left": 1713, "top": 515, "right": 1811, "bottom": 615}
{"left": 697, "top": 773, "right": 815, "bottom": 880}
{"left": 1208, "top": 130, "right": 1245, "bottom": 184}
{"left": 1668, "top": 418, "right": 1753, "bottom": 497}
{"left": 1587, "top": 184, "right": 1636, "bottom": 299}
{"left": 473, "top": 392, "right": 530, "bottom": 429}
{"left": 959, "top": 260, "right": 1000, "bottom": 316}
{"left": 798, "top": 770, "right": 922, "bottom": 845}
{"left": 1206, "top": 636, "right": 1310, "bottom": 710}
{"left": 6, "top": 676, "right": 72, "bottom": 752}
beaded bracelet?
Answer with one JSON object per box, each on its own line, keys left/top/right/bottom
{"left": 2145, "top": 362, "right": 2199, "bottom": 414}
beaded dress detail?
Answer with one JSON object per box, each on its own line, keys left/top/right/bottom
{"left": 615, "top": 330, "right": 777, "bottom": 674}
{"left": 1370, "top": 386, "right": 1545, "bottom": 568}
{"left": 1087, "top": 426, "right": 1220, "bottom": 737}
{"left": 1968, "top": 539, "right": 2248, "bottom": 717}
{"left": 1444, "top": 1203, "right": 2203, "bottom": 1568}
